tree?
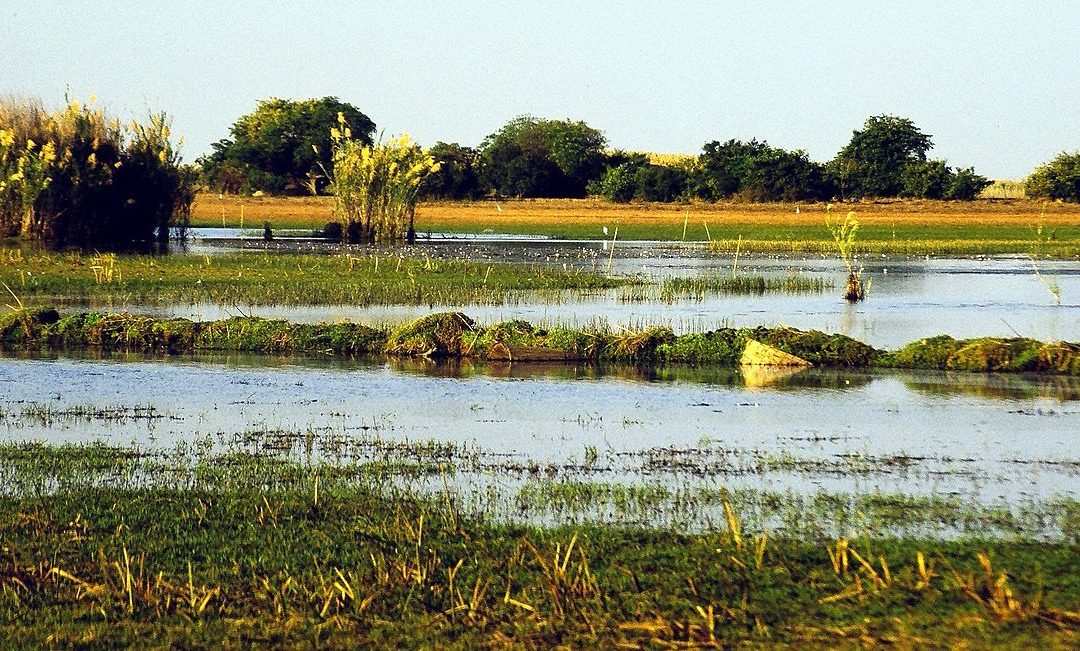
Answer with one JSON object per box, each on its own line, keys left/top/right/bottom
{"left": 830, "top": 115, "right": 932, "bottom": 199}
{"left": 944, "top": 167, "right": 991, "bottom": 200}
{"left": 200, "top": 97, "right": 375, "bottom": 195}
{"left": 901, "top": 161, "right": 990, "bottom": 200}
{"left": 478, "top": 116, "right": 606, "bottom": 198}
{"left": 635, "top": 164, "right": 688, "bottom": 202}
{"left": 596, "top": 162, "right": 639, "bottom": 203}
{"left": 1026, "top": 151, "right": 1080, "bottom": 202}
{"left": 693, "top": 139, "right": 829, "bottom": 202}
{"left": 420, "top": 142, "right": 482, "bottom": 200}
{"left": 901, "top": 160, "right": 951, "bottom": 199}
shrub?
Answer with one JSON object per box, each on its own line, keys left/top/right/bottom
{"left": 324, "top": 118, "right": 439, "bottom": 244}
{"left": 1026, "top": 151, "right": 1080, "bottom": 202}
{"left": 0, "top": 97, "right": 192, "bottom": 250}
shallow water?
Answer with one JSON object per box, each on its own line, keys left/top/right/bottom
{"left": 2, "top": 353, "right": 1077, "bottom": 511}
{"left": 139, "top": 234, "right": 1080, "bottom": 349}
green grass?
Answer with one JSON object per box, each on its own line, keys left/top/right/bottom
{"left": 1, "top": 441, "right": 1078, "bottom": 648}
{"left": 0, "top": 249, "right": 627, "bottom": 308}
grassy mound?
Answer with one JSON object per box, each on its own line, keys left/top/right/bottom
{"left": 2, "top": 309, "right": 1079, "bottom": 375}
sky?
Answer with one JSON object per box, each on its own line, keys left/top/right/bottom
{"left": 3, "top": 1, "right": 1078, "bottom": 179}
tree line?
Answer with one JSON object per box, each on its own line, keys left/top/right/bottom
{"left": 198, "top": 96, "right": 1080, "bottom": 204}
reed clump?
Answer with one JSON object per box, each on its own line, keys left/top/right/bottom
{"left": 0, "top": 97, "right": 193, "bottom": 250}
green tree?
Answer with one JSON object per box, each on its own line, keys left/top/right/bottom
{"left": 635, "top": 164, "right": 688, "bottom": 202}
{"left": 596, "top": 162, "right": 639, "bottom": 203}
{"left": 693, "top": 139, "right": 829, "bottom": 202}
{"left": 901, "top": 160, "right": 951, "bottom": 199}
{"left": 1026, "top": 151, "right": 1080, "bottom": 202}
{"left": 831, "top": 115, "right": 932, "bottom": 199}
{"left": 944, "top": 167, "right": 991, "bottom": 200}
{"left": 420, "top": 142, "right": 481, "bottom": 200}
{"left": 478, "top": 116, "right": 606, "bottom": 198}
{"left": 200, "top": 97, "right": 375, "bottom": 195}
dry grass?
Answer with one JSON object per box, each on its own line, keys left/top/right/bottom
{"left": 193, "top": 194, "right": 1080, "bottom": 234}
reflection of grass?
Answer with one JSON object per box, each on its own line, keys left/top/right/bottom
{"left": 192, "top": 194, "right": 1080, "bottom": 255}
{"left": 1, "top": 441, "right": 1079, "bottom": 647}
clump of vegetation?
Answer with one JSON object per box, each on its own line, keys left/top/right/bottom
{"left": 826, "top": 207, "right": 868, "bottom": 301}
{"left": 0, "top": 97, "right": 193, "bottom": 250}
{"left": 384, "top": 312, "right": 475, "bottom": 357}
{"left": 324, "top": 118, "right": 440, "bottom": 244}
{"left": 198, "top": 96, "right": 375, "bottom": 195}
{"left": 4, "top": 309, "right": 1080, "bottom": 375}
{"left": 883, "top": 336, "right": 1080, "bottom": 374}
{"left": 1026, "top": 150, "right": 1080, "bottom": 202}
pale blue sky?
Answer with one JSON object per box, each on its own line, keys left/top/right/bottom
{"left": 3, "top": 1, "right": 1078, "bottom": 179}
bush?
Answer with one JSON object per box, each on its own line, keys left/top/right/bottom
{"left": 693, "top": 139, "right": 829, "bottom": 202}
{"left": 0, "top": 97, "right": 192, "bottom": 250}
{"left": 1026, "top": 151, "right": 1080, "bottom": 202}
{"left": 596, "top": 163, "right": 639, "bottom": 203}
{"left": 420, "top": 142, "right": 482, "bottom": 200}
{"left": 635, "top": 164, "right": 688, "bottom": 202}
{"left": 478, "top": 116, "right": 606, "bottom": 198}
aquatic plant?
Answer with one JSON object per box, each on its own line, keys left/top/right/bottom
{"left": 322, "top": 115, "right": 439, "bottom": 243}
{"left": 825, "top": 205, "right": 868, "bottom": 301}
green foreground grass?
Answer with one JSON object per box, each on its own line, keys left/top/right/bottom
{"left": 1, "top": 442, "right": 1078, "bottom": 648}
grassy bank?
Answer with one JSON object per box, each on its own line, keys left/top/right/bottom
{"left": 3, "top": 309, "right": 1079, "bottom": 375}
{"left": 0, "top": 441, "right": 1078, "bottom": 648}
{"left": 192, "top": 194, "right": 1080, "bottom": 255}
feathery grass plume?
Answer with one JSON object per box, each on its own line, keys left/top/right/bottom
{"left": 0, "top": 97, "right": 192, "bottom": 250}
{"left": 826, "top": 205, "right": 868, "bottom": 301}
{"left": 323, "top": 114, "right": 439, "bottom": 244}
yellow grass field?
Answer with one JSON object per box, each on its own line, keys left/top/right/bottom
{"left": 191, "top": 194, "right": 1080, "bottom": 254}
{"left": 193, "top": 194, "right": 1078, "bottom": 229}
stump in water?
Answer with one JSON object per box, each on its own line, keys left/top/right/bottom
{"left": 844, "top": 272, "right": 866, "bottom": 302}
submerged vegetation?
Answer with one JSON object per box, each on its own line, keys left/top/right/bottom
{"left": 0, "top": 441, "right": 1078, "bottom": 647}
{"left": 3, "top": 308, "right": 1079, "bottom": 375}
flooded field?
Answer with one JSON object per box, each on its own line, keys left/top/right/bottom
{"left": 4, "top": 351, "right": 1078, "bottom": 537}
{"left": 137, "top": 230, "right": 1080, "bottom": 349}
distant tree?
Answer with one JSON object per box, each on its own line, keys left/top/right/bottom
{"left": 1026, "top": 151, "right": 1080, "bottom": 202}
{"left": 635, "top": 164, "right": 688, "bottom": 202}
{"left": 596, "top": 162, "right": 640, "bottom": 203}
{"left": 478, "top": 116, "right": 606, "bottom": 198}
{"left": 901, "top": 160, "right": 990, "bottom": 200}
{"left": 830, "top": 115, "right": 933, "bottom": 199}
{"left": 693, "top": 139, "right": 829, "bottom": 202}
{"left": 421, "top": 142, "right": 482, "bottom": 200}
{"left": 199, "top": 97, "right": 375, "bottom": 195}
{"left": 900, "top": 160, "right": 951, "bottom": 199}
{"left": 944, "top": 167, "right": 991, "bottom": 200}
